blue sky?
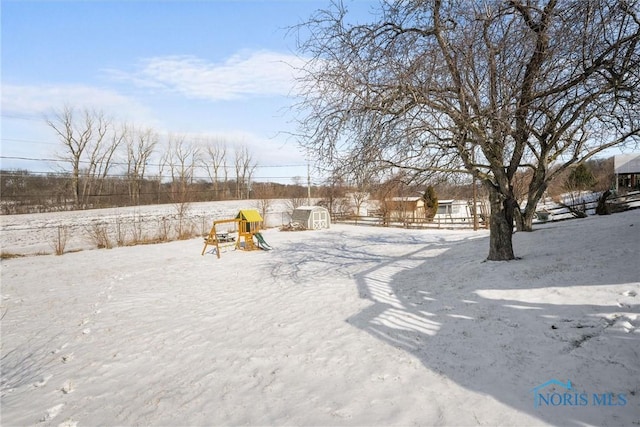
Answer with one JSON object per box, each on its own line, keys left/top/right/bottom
{"left": 1, "top": 0, "right": 372, "bottom": 183}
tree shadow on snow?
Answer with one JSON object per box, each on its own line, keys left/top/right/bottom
{"left": 273, "top": 225, "right": 639, "bottom": 426}
{"left": 344, "top": 231, "right": 639, "bottom": 426}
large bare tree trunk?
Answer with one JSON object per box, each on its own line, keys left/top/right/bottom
{"left": 486, "top": 184, "right": 515, "bottom": 261}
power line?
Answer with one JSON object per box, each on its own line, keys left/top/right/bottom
{"left": 0, "top": 155, "right": 60, "bottom": 163}
{"left": 0, "top": 113, "right": 43, "bottom": 121}
{"left": 0, "top": 155, "right": 308, "bottom": 169}
{"left": 0, "top": 165, "right": 324, "bottom": 184}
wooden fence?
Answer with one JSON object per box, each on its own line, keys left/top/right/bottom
{"left": 332, "top": 212, "right": 486, "bottom": 230}
{"left": 332, "top": 191, "right": 640, "bottom": 230}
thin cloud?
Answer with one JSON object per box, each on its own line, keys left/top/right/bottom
{"left": 192, "top": 129, "right": 306, "bottom": 166}
{"left": 109, "top": 50, "right": 305, "bottom": 101}
{"left": 1, "top": 83, "right": 156, "bottom": 124}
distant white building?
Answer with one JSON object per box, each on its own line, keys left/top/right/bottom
{"left": 615, "top": 154, "right": 640, "bottom": 191}
{"left": 435, "top": 200, "right": 476, "bottom": 222}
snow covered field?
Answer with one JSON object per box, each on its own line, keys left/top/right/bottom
{"left": 1, "top": 204, "right": 639, "bottom": 426}
{"left": 0, "top": 200, "right": 295, "bottom": 256}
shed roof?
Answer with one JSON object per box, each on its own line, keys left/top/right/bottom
{"left": 236, "top": 209, "right": 263, "bottom": 222}
{"left": 293, "top": 205, "right": 328, "bottom": 211}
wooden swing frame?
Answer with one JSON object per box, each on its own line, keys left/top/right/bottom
{"left": 201, "top": 218, "right": 240, "bottom": 258}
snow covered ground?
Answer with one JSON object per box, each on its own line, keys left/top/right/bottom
{"left": 1, "top": 204, "right": 639, "bottom": 426}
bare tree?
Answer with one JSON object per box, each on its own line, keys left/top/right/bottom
{"left": 295, "top": 0, "right": 640, "bottom": 260}
{"left": 126, "top": 125, "right": 158, "bottom": 206}
{"left": 46, "top": 106, "right": 124, "bottom": 209}
{"left": 156, "top": 144, "right": 170, "bottom": 205}
{"left": 79, "top": 112, "right": 112, "bottom": 207}
{"left": 46, "top": 106, "right": 88, "bottom": 209}
{"left": 200, "top": 137, "right": 228, "bottom": 200}
{"left": 253, "top": 182, "right": 275, "bottom": 227}
{"left": 318, "top": 171, "right": 348, "bottom": 216}
{"left": 92, "top": 122, "right": 126, "bottom": 205}
{"left": 165, "top": 133, "right": 201, "bottom": 238}
{"left": 233, "top": 145, "right": 257, "bottom": 199}
{"left": 166, "top": 133, "right": 200, "bottom": 203}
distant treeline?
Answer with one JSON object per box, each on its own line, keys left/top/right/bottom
{"left": 0, "top": 170, "right": 321, "bottom": 214}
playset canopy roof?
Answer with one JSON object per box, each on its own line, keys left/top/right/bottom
{"left": 236, "top": 209, "right": 263, "bottom": 222}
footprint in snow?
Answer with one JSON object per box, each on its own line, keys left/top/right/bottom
{"left": 61, "top": 380, "right": 74, "bottom": 394}
{"left": 40, "top": 403, "right": 64, "bottom": 423}
{"left": 51, "top": 343, "right": 69, "bottom": 354}
{"left": 33, "top": 375, "right": 52, "bottom": 388}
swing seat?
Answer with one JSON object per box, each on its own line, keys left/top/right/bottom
{"left": 216, "top": 233, "right": 236, "bottom": 243}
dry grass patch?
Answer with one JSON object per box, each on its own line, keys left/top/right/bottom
{"left": 0, "top": 252, "right": 26, "bottom": 260}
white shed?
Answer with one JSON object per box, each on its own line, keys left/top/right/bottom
{"left": 291, "top": 206, "right": 331, "bottom": 230}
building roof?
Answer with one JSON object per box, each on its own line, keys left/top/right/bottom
{"left": 293, "top": 205, "right": 328, "bottom": 212}
{"left": 390, "top": 196, "right": 422, "bottom": 202}
{"left": 614, "top": 154, "right": 640, "bottom": 174}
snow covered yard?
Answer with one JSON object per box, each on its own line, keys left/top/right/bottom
{"left": 1, "top": 208, "right": 639, "bottom": 426}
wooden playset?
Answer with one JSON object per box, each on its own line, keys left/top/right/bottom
{"left": 201, "top": 209, "right": 271, "bottom": 258}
